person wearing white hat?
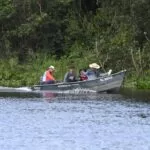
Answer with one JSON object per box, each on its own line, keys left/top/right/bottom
{"left": 41, "top": 65, "right": 56, "bottom": 84}
{"left": 86, "top": 63, "right": 100, "bottom": 80}
{"left": 89, "top": 63, "right": 100, "bottom": 69}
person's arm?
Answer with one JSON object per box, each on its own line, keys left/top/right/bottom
{"left": 85, "top": 70, "right": 89, "bottom": 76}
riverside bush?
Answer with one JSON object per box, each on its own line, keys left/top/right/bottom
{"left": 0, "top": 54, "right": 149, "bottom": 89}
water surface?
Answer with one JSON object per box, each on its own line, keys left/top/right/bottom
{"left": 0, "top": 87, "right": 150, "bottom": 150}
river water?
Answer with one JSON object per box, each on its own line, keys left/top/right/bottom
{"left": 0, "top": 87, "right": 150, "bottom": 150}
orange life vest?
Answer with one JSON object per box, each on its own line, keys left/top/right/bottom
{"left": 45, "top": 70, "right": 55, "bottom": 81}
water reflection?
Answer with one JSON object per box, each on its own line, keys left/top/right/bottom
{"left": 121, "top": 88, "right": 150, "bottom": 102}
{"left": 40, "top": 88, "right": 150, "bottom": 103}
{"left": 0, "top": 91, "right": 40, "bottom": 99}
{"left": 0, "top": 87, "right": 149, "bottom": 102}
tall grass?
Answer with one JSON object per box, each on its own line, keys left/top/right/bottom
{"left": 0, "top": 53, "right": 149, "bottom": 89}
{"left": 0, "top": 53, "right": 93, "bottom": 87}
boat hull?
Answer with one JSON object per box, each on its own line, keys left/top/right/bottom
{"left": 32, "top": 70, "right": 126, "bottom": 92}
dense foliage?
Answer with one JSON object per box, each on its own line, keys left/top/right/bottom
{"left": 0, "top": 0, "right": 150, "bottom": 88}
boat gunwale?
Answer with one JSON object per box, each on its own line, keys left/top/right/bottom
{"left": 33, "top": 70, "right": 126, "bottom": 87}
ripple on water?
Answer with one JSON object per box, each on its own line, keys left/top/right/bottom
{"left": 0, "top": 89, "right": 150, "bottom": 150}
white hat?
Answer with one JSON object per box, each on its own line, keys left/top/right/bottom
{"left": 89, "top": 63, "right": 100, "bottom": 69}
{"left": 49, "top": 65, "right": 55, "bottom": 70}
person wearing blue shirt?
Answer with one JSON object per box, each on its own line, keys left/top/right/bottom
{"left": 86, "top": 63, "right": 100, "bottom": 80}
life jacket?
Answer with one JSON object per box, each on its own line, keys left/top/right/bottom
{"left": 42, "top": 70, "right": 55, "bottom": 82}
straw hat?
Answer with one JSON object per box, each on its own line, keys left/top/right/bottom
{"left": 89, "top": 63, "right": 100, "bottom": 69}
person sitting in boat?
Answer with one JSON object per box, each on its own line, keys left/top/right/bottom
{"left": 41, "top": 65, "right": 56, "bottom": 84}
{"left": 79, "top": 69, "right": 88, "bottom": 81}
{"left": 86, "top": 63, "right": 100, "bottom": 80}
{"left": 64, "top": 66, "right": 78, "bottom": 82}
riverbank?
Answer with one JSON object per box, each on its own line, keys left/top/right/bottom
{"left": 0, "top": 55, "right": 150, "bottom": 89}
{"left": 123, "top": 74, "right": 150, "bottom": 89}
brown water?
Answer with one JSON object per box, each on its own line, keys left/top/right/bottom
{"left": 0, "top": 87, "right": 150, "bottom": 150}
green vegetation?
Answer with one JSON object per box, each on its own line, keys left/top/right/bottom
{"left": 0, "top": 0, "right": 150, "bottom": 88}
